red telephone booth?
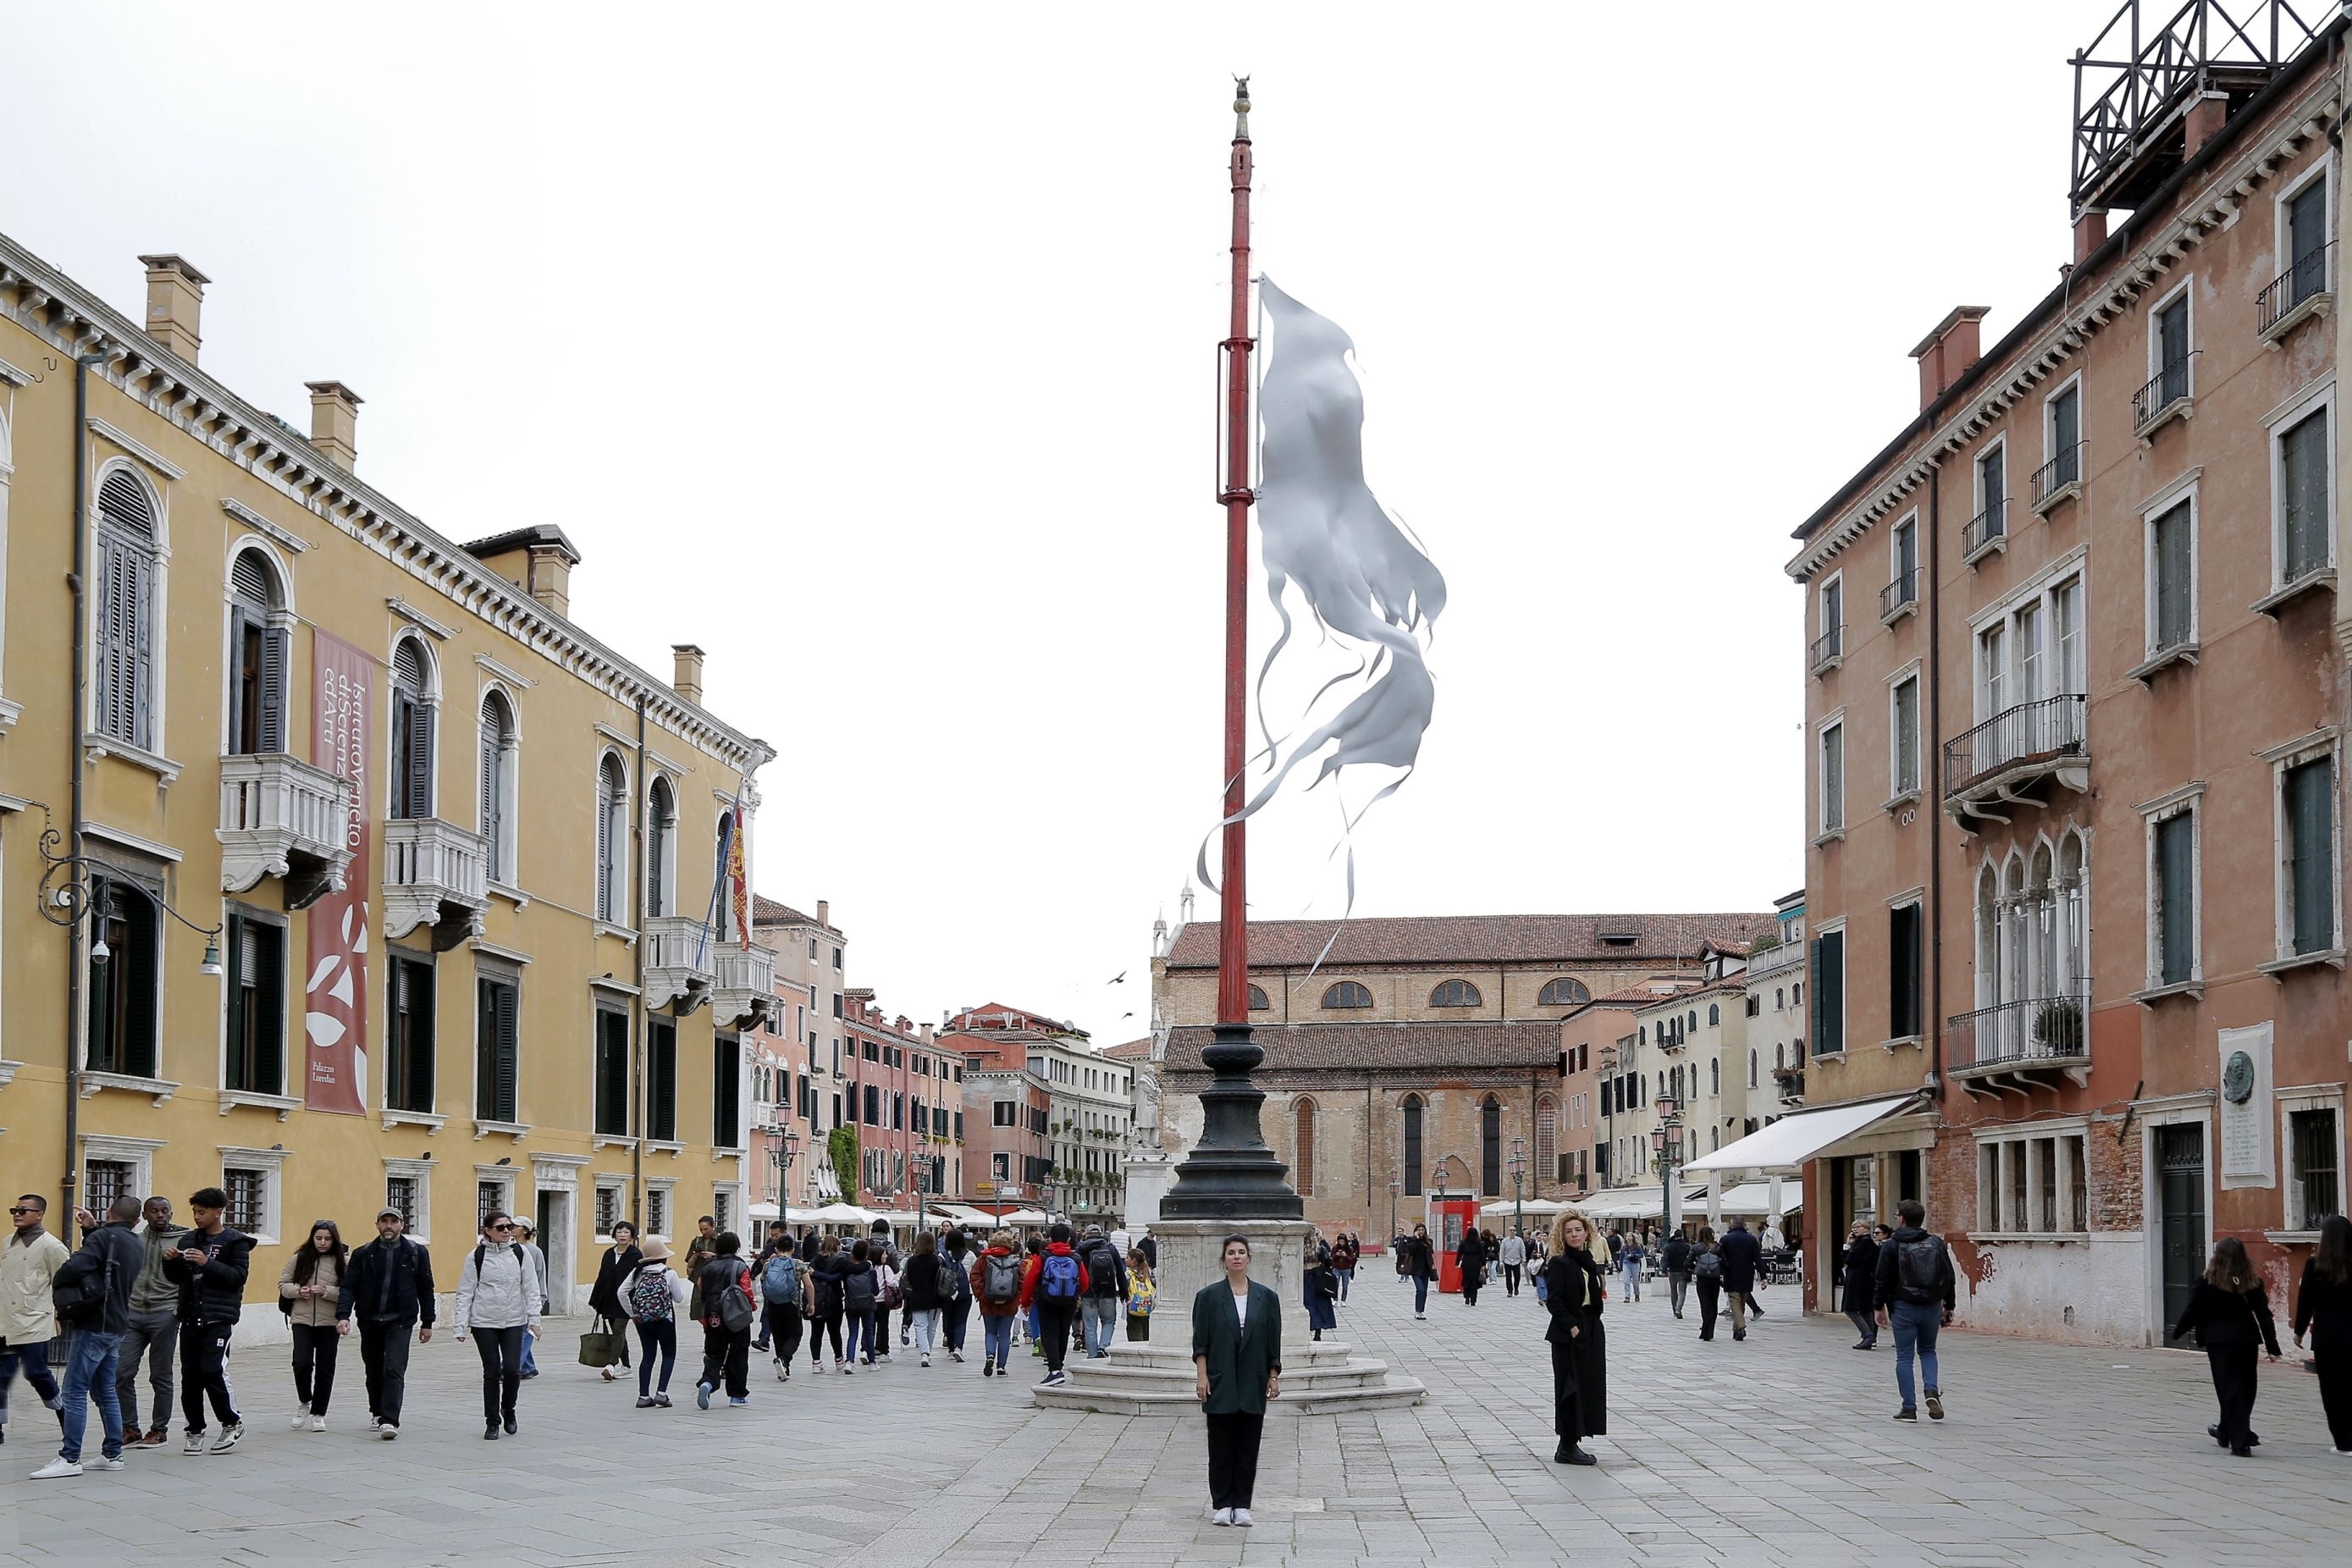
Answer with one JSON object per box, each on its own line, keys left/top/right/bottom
{"left": 1431, "top": 1192, "right": 1479, "bottom": 1294}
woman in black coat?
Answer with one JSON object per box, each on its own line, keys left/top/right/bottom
{"left": 2290, "top": 1212, "right": 2352, "bottom": 1454}
{"left": 1841, "top": 1219, "right": 1880, "bottom": 1350}
{"left": 1543, "top": 1209, "right": 1609, "bottom": 1466}
{"left": 586, "top": 1222, "right": 642, "bottom": 1379}
{"left": 2170, "top": 1236, "right": 2282, "bottom": 1456}
{"left": 1456, "top": 1227, "right": 1488, "bottom": 1307}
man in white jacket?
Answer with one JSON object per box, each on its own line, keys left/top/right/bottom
{"left": 1, "top": 1195, "right": 71, "bottom": 1440}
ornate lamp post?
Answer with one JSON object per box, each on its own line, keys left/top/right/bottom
{"left": 909, "top": 1149, "right": 937, "bottom": 1226}
{"left": 1651, "top": 1097, "right": 1685, "bottom": 1238}
{"left": 775, "top": 1126, "right": 801, "bottom": 1238}
{"left": 1508, "top": 1136, "right": 1527, "bottom": 1241}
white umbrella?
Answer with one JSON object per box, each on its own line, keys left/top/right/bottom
{"left": 800, "top": 1202, "right": 873, "bottom": 1227}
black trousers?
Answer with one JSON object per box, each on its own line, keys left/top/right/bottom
{"left": 1503, "top": 1263, "right": 1522, "bottom": 1295}
{"left": 1206, "top": 1410, "right": 1266, "bottom": 1510}
{"left": 290, "top": 1322, "right": 340, "bottom": 1414}
{"left": 177, "top": 1318, "right": 239, "bottom": 1435}
{"left": 2315, "top": 1336, "right": 2352, "bottom": 1450}
{"left": 809, "top": 1311, "right": 843, "bottom": 1363}
{"left": 1696, "top": 1278, "right": 1722, "bottom": 1340}
{"left": 1461, "top": 1268, "right": 1482, "bottom": 1305}
{"left": 1037, "top": 1299, "right": 1079, "bottom": 1373}
{"left": 701, "top": 1324, "right": 751, "bottom": 1398}
{"left": 943, "top": 1295, "right": 972, "bottom": 1352}
{"left": 357, "top": 1319, "right": 413, "bottom": 1425}
{"left": 760, "top": 1302, "right": 803, "bottom": 1364}
{"left": 634, "top": 1319, "right": 677, "bottom": 1395}
{"left": 472, "top": 1324, "right": 526, "bottom": 1423}
{"left": 2206, "top": 1341, "right": 2259, "bottom": 1447}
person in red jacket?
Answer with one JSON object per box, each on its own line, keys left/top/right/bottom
{"left": 1020, "top": 1223, "right": 1086, "bottom": 1386}
{"left": 972, "top": 1230, "right": 1024, "bottom": 1378}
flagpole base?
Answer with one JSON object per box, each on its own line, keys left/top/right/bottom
{"left": 1160, "top": 1021, "right": 1302, "bottom": 1221}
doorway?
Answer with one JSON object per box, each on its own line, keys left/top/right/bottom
{"left": 535, "top": 1189, "right": 572, "bottom": 1315}
{"left": 2155, "top": 1124, "right": 2205, "bottom": 1348}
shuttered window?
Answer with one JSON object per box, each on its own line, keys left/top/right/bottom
{"left": 478, "top": 693, "right": 512, "bottom": 882}
{"left": 645, "top": 777, "right": 674, "bottom": 918}
{"left": 2280, "top": 408, "right": 2331, "bottom": 583}
{"left": 648, "top": 1017, "right": 677, "bottom": 1141}
{"left": 224, "top": 913, "right": 285, "bottom": 1095}
{"left": 1819, "top": 721, "right": 1844, "bottom": 834}
{"left": 1888, "top": 903, "right": 1923, "bottom": 1040}
{"left": 594, "top": 753, "right": 627, "bottom": 922}
{"left": 713, "top": 1034, "right": 742, "bottom": 1148}
{"left": 2151, "top": 500, "right": 2195, "bottom": 653}
{"left": 475, "top": 975, "right": 519, "bottom": 1122}
{"left": 593, "top": 1007, "right": 630, "bottom": 1136}
{"left": 227, "top": 552, "right": 288, "bottom": 755}
{"left": 2050, "top": 385, "right": 2080, "bottom": 485}
{"left": 392, "top": 640, "right": 433, "bottom": 820}
{"left": 1810, "top": 929, "right": 1846, "bottom": 1056}
{"left": 94, "top": 472, "right": 158, "bottom": 748}
{"left": 2156, "top": 296, "right": 2190, "bottom": 403}
{"left": 2284, "top": 756, "right": 2336, "bottom": 956}
{"left": 86, "top": 877, "right": 160, "bottom": 1077}
{"left": 2288, "top": 179, "right": 2329, "bottom": 306}
{"left": 1892, "top": 676, "right": 1920, "bottom": 796}
{"left": 387, "top": 954, "right": 435, "bottom": 1113}
{"left": 2155, "top": 812, "right": 2197, "bottom": 986}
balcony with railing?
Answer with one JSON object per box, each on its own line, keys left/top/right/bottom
{"left": 2258, "top": 240, "right": 2333, "bottom": 341}
{"left": 643, "top": 914, "right": 717, "bottom": 1013}
{"left": 1808, "top": 625, "right": 1843, "bottom": 676}
{"left": 218, "top": 754, "right": 352, "bottom": 910}
{"left": 2030, "top": 444, "right": 2084, "bottom": 513}
{"left": 1879, "top": 569, "right": 1919, "bottom": 622}
{"left": 1946, "top": 991, "right": 2091, "bottom": 1090}
{"left": 713, "top": 940, "right": 779, "bottom": 1029}
{"left": 2132, "top": 353, "right": 2195, "bottom": 438}
{"left": 1772, "top": 1065, "right": 1805, "bottom": 1106}
{"left": 1746, "top": 939, "right": 1803, "bottom": 980}
{"left": 1942, "top": 693, "right": 2089, "bottom": 820}
{"left": 1962, "top": 497, "right": 2007, "bottom": 563}
{"left": 384, "top": 816, "right": 489, "bottom": 951}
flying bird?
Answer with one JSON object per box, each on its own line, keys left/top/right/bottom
{"left": 1107, "top": 971, "right": 1127, "bottom": 985}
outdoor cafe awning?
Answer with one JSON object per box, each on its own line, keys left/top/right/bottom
{"left": 1710, "top": 1183, "right": 1803, "bottom": 1216}
{"left": 1578, "top": 1187, "right": 1707, "bottom": 1219}
{"left": 1680, "top": 1093, "right": 1922, "bottom": 1173}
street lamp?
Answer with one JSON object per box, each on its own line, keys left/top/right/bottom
{"left": 1387, "top": 1178, "right": 1400, "bottom": 1245}
{"left": 909, "top": 1149, "right": 937, "bottom": 1228}
{"left": 1507, "top": 1135, "right": 1527, "bottom": 1241}
{"left": 776, "top": 1126, "right": 802, "bottom": 1239}
{"left": 1652, "top": 1096, "right": 1684, "bottom": 1238}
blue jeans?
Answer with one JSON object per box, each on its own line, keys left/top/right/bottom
{"left": 1890, "top": 1300, "right": 1943, "bottom": 1409}
{"left": 518, "top": 1328, "right": 538, "bottom": 1376}
{"left": 58, "top": 1330, "right": 124, "bottom": 1463}
{"left": 1621, "top": 1256, "right": 1643, "bottom": 1298}
{"left": 0, "top": 1336, "right": 61, "bottom": 1422}
{"left": 1412, "top": 1273, "right": 1430, "bottom": 1313}
{"left": 1334, "top": 1267, "right": 1353, "bottom": 1300}
{"left": 845, "top": 1310, "right": 875, "bottom": 1364}
{"left": 983, "top": 1312, "right": 1014, "bottom": 1369}
{"left": 1081, "top": 1296, "right": 1120, "bottom": 1356}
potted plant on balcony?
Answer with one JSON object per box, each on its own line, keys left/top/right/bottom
{"left": 2035, "top": 997, "right": 2085, "bottom": 1055}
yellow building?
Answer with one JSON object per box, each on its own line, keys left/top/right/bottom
{"left": 0, "top": 239, "right": 775, "bottom": 1335}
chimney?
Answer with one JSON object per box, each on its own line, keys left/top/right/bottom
{"left": 304, "top": 381, "right": 362, "bottom": 472}
{"left": 2182, "top": 91, "right": 2229, "bottom": 159}
{"left": 1909, "top": 306, "right": 1991, "bottom": 412}
{"left": 525, "top": 538, "right": 576, "bottom": 616}
{"left": 817, "top": 899, "right": 830, "bottom": 929}
{"left": 137, "top": 254, "right": 209, "bottom": 364}
{"left": 2073, "top": 208, "right": 2107, "bottom": 265}
{"left": 671, "top": 643, "right": 705, "bottom": 705}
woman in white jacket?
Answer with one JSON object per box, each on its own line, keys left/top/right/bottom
{"left": 454, "top": 1212, "right": 540, "bottom": 1439}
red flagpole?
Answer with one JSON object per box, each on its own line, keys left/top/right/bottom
{"left": 1217, "top": 80, "right": 1254, "bottom": 1029}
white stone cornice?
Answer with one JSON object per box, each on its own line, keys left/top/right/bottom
{"left": 0, "top": 356, "right": 30, "bottom": 387}
{"left": 87, "top": 417, "right": 185, "bottom": 481}
{"left": 221, "top": 497, "right": 309, "bottom": 553}
{"left": 390, "top": 598, "right": 455, "bottom": 640}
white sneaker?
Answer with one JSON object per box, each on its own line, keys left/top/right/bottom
{"left": 1212, "top": 1507, "right": 1233, "bottom": 1527}
{"left": 307, "top": 1416, "right": 326, "bottom": 1433}
{"left": 90, "top": 1455, "right": 124, "bottom": 1471}
{"left": 290, "top": 1408, "right": 310, "bottom": 1429}
{"left": 1233, "top": 1509, "right": 1254, "bottom": 1527}
{"left": 209, "top": 1422, "right": 244, "bottom": 1454}
{"left": 368, "top": 1415, "right": 382, "bottom": 1430}
{"left": 379, "top": 1424, "right": 399, "bottom": 1440}
{"left": 29, "top": 1457, "right": 82, "bottom": 1479}
{"left": 182, "top": 1433, "right": 207, "bottom": 1455}
{"left": 920, "top": 1354, "right": 930, "bottom": 1367}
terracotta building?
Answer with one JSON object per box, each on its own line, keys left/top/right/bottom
{"left": 1776, "top": 5, "right": 2348, "bottom": 1344}
{"left": 1149, "top": 912, "right": 1773, "bottom": 1237}
{"left": 943, "top": 1003, "right": 1129, "bottom": 1224}
{"left": 842, "top": 992, "right": 962, "bottom": 1220}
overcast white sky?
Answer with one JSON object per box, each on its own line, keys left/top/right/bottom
{"left": 2, "top": 3, "right": 2110, "bottom": 1042}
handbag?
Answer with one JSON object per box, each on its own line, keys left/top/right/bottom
{"left": 577, "top": 1326, "right": 621, "bottom": 1368}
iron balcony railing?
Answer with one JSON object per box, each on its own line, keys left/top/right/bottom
{"left": 1942, "top": 693, "right": 2088, "bottom": 798}
{"left": 2258, "top": 240, "right": 2333, "bottom": 334}
{"left": 1963, "top": 497, "right": 2007, "bottom": 557}
{"left": 2031, "top": 444, "right": 2084, "bottom": 505}
{"left": 2133, "top": 353, "right": 2195, "bottom": 428}
{"left": 1946, "top": 991, "right": 2090, "bottom": 1074}
{"left": 1880, "top": 569, "right": 1919, "bottom": 619}
{"left": 1809, "top": 625, "right": 1843, "bottom": 672}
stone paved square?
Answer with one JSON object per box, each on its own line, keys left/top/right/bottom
{"left": 7, "top": 1271, "right": 2345, "bottom": 1565}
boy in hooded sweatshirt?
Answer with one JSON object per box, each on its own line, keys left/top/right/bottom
{"left": 1022, "top": 1223, "right": 1085, "bottom": 1386}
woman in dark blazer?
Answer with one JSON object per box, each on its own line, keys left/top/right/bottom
{"left": 586, "top": 1222, "right": 642, "bottom": 1378}
{"left": 1193, "top": 1234, "right": 1282, "bottom": 1527}
{"left": 1456, "top": 1226, "right": 1488, "bottom": 1306}
{"left": 1543, "top": 1208, "right": 1609, "bottom": 1466}
{"left": 2170, "top": 1235, "right": 2282, "bottom": 1457}
{"left": 2289, "top": 1212, "right": 2352, "bottom": 1454}
{"left": 1841, "top": 1219, "right": 1880, "bottom": 1350}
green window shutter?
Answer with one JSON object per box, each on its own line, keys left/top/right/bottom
{"left": 124, "top": 888, "right": 159, "bottom": 1079}
{"left": 2289, "top": 759, "right": 2335, "bottom": 955}
{"left": 259, "top": 626, "right": 289, "bottom": 754}
{"left": 256, "top": 920, "right": 284, "bottom": 1095}
{"left": 476, "top": 978, "right": 499, "bottom": 1118}
{"left": 411, "top": 960, "right": 437, "bottom": 1111}
{"left": 2282, "top": 411, "right": 2330, "bottom": 582}
{"left": 649, "top": 1019, "right": 676, "bottom": 1142}
{"left": 224, "top": 913, "right": 246, "bottom": 1090}
{"left": 494, "top": 982, "right": 519, "bottom": 1123}
{"left": 2158, "top": 814, "right": 2197, "bottom": 984}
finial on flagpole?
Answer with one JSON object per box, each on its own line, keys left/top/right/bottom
{"left": 1233, "top": 75, "right": 1251, "bottom": 141}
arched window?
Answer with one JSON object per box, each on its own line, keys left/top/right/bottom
{"left": 95, "top": 469, "right": 161, "bottom": 748}
{"left": 644, "top": 776, "right": 676, "bottom": 918}
{"left": 1792, "top": 982, "right": 1802, "bottom": 1006}
{"left": 1430, "top": 979, "right": 1482, "bottom": 1008}
{"left": 1480, "top": 1095, "right": 1503, "bottom": 1195}
{"left": 226, "top": 549, "right": 289, "bottom": 755}
{"left": 1322, "top": 980, "right": 1373, "bottom": 1009}
{"left": 1775, "top": 987, "right": 1785, "bottom": 1010}
{"left": 1246, "top": 984, "right": 1271, "bottom": 1011}
{"left": 478, "top": 691, "right": 517, "bottom": 883}
{"left": 390, "top": 638, "right": 436, "bottom": 819}
{"left": 594, "top": 751, "right": 628, "bottom": 922}
{"left": 1710, "top": 1057, "right": 1721, "bottom": 1096}
{"left": 1775, "top": 1043, "right": 1786, "bottom": 1070}
{"left": 1975, "top": 862, "right": 2001, "bottom": 1008}
{"left": 1538, "top": 977, "right": 1590, "bottom": 1008}
{"left": 1708, "top": 1002, "right": 1720, "bottom": 1027}
{"left": 1748, "top": 1047, "right": 1758, "bottom": 1087}
{"left": 1294, "top": 1099, "right": 1316, "bottom": 1196}
{"left": 2058, "top": 830, "right": 2089, "bottom": 994}
{"left": 1535, "top": 1095, "right": 1558, "bottom": 1178}
{"left": 1638, "top": 1024, "right": 1647, "bottom": 1046}
{"left": 1401, "top": 1096, "right": 1424, "bottom": 1195}
{"left": 1687, "top": 1010, "right": 1698, "bottom": 1032}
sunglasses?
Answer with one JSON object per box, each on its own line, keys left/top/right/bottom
{"left": 8, "top": 1206, "right": 36, "bottom": 1217}
{"left": 489, "top": 1223, "right": 514, "bottom": 1232}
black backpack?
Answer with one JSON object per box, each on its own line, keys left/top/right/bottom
{"left": 53, "top": 1255, "right": 116, "bottom": 1329}
{"left": 1085, "top": 1244, "right": 1123, "bottom": 1298}
{"left": 1895, "top": 1234, "right": 1946, "bottom": 1302}
{"left": 1692, "top": 1246, "right": 1722, "bottom": 1282}
{"left": 842, "top": 1264, "right": 878, "bottom": 1313}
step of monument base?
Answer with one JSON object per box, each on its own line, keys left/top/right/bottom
{"left": 1029, "top": 1339, "right": 1425, "bottom": 1416}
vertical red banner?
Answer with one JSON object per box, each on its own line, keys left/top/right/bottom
{"left": 305, "top": 629, "right": 373, "bottom": 1114}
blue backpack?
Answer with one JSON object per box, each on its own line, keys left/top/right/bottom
{"left": 762, "top": 1253, "right": 802, "bottom": 1306}
{"left": 1040, "top": 1251, "right": 1083, "bottom": 1300}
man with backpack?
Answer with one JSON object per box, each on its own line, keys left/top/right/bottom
{"left": 974, "top": 1230, "right": 1024, "bottom": 1378}
{"left": 29, "top": 1197, "right": 143, "bottom": 1477}
{"left": 1873, "top": 1198, "right": 1956, "bottom": 1422}
{"left": 693, "top": 1230, "right": 757, "bottom": 1410}
{"left": 1077, "top": 1224, "right": 1129, "bottom": 1359}
{"left": 1716, "top": 1217, "right": 1763, "bottom": 1340}
{"left": 1692, "top": 1227, "right": 1726, "bottom": 1339}
{"left": 338, "top": 1206, "right": 435, "bottom": 1440}
{"left": 1659, "top": 1228, "right": 1694, "bottom": 1320}
{"left": 1022, "top": 1223, "right": 1086, "bottom": 1385}
{"left": 753, "top": 1224, "right": 804, "bottom": 1380}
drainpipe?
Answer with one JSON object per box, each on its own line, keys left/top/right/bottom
{"left": 1926, "top": 455, "right": 1945, "bottom": 1099}
{"left": 631, "top": 693, "right": 648, "bottom": 1228}
{"left": 60, "top": 355, "right": 98, "bottom": 1211}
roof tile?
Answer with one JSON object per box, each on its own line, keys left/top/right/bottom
{"left": 1165, "top": 913, "right": 1775, "bottom": 970}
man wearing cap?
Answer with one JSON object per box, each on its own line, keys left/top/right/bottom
{"left": 336, "top": 1207, "right": 436, "bottom": 1439}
